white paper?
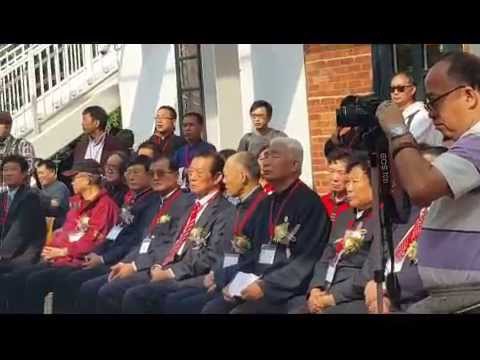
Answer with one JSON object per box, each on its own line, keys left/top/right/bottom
{"left": 227, "top": 272, "right": 259, "bottom": 297}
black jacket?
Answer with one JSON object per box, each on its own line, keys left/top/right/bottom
{"left": 122, "top": 191, "right": 196, "bottom": 271}
{"left": 0, "top": 185, "right": 46, "bottom": 266}
{"left": 309, "top": 209, "right": 375, "bottom": 304}
{"left": 94, "top": 189, "right": 160, "bottom": 265}
{"left": 167, "top": 193, "right": 235, "bottom": 286}
{"left": 234, "top": 181, "right": 331, "bottom": 304}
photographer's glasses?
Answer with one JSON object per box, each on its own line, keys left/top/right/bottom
{"left": 424, "top": 85, "right": 467, "bottom": 113}
{"left": 390, "top": 85, "right": 413, "bottom": 93}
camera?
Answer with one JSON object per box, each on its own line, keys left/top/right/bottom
{"left": 336, "top": 94, "right": 383, "bottom": 129}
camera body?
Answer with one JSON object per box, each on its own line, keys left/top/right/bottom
{"left": 336, "top": 94, "right": 383, "bottom": 129}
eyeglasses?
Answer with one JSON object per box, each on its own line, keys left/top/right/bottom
{"left": 148, "top": 169, "right": 175, "bottom": 178}
{"left": 424, "top": 85, "right": 467, "bottom": 113}
{"left": 390, "top": 85, "right": 413, "bottom": 93}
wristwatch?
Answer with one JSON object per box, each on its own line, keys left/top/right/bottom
{"left": 386, "top": 125, "right": 409, "bottom": 140}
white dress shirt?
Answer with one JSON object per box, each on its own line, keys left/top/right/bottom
{"left": 85, "top": 132, "right": 106, "bottom": 163}
{"left": 403, "top": 102, "right": 443, "bottom": 146}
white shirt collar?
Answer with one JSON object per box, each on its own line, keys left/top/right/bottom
{"left": 162, "top": 188, "right": 179, "bottom": 201}
{"left": 196, "top": 190, "right": 219, "bottom": 207}
{"left": 88, "top": 132, "right": 106, "bottom": 146}
{"left": 355, "top": 209, "right": 366, "bottom": 220}
{"left": 402, "top": 101, "right": 425, "bottom": 118}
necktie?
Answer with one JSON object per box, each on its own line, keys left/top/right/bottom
{"left": 161, "top": 201, "right": 203, "bottom": 267}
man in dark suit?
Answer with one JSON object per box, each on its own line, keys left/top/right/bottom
{"left": 0, "top": 155, "right": 46, "bottom": 273}
{"left": 51, "top": 155, "right": 159, "bottom": 313}
{"left": 118, "top": 152, "right": 235, "bottom": 314}
{"left": 76, "top": 155, "right": 195, "bottom": 313}
{"left": 163, "top": 151, "right": 267, "bottom": 313}
{"left": 202, "top": 138, "right": 330, "bottom": 314}
{"left": 73, "top": 106, "right": 126, "bottom": 167}
{"left": 148, "top": 105, "right": 186, "bottom": 157}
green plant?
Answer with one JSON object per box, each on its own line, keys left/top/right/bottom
{"left": 107, "top": 107, "right": 122, "bottom": 135}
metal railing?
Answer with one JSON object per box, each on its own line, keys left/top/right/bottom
{"left": 0, "top": 44, "right": 122, "bottom": 137}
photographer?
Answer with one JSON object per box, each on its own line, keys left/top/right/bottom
{"left": 376, "top": 51, "right": 480, "bottom": 314}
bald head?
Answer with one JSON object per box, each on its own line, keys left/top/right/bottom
{"left": 424, "top": 51, "right": 480, "bottom": 140}
{"left": 228, "top": 152, "right": 260, "bottom": 181}
{"left": 223, "top": 151, "right": 260, "bottom": 198}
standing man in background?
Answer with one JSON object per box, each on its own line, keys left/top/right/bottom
{"left": 237, "top": 100, "right": 287, "bottom": 158}
{"left": 148, "top": 106, "right": 186, "bottom": 157}
{"left": 73, "top": 106, "right": 126, "bottom": 167}
{"left": 0, "top": 112, "right": 36, "bottom": 175}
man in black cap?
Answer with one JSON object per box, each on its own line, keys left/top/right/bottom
{"left": 0, "top": 159, "right": 119, "bottom": 313}
{"left": 0, "top": 112, "right": 36, "bottom": 175}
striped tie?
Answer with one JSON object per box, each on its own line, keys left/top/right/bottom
{"left": 161, "top": 201, "right": 203, "bottom": 267}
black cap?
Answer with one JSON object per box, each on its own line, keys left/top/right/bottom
{"left": 0, "top": 112, "right": 12, "bottom": 125}
{"left": 62, "top": 159, "right": 103, "bottom": 177}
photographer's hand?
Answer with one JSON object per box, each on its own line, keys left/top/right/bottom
{"left": 376, "top": 100, "right": 406, "bottom": 133}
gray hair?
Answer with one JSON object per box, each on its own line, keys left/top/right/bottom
{"left": 270, "top": 137, "right": 303, "bottom": 168}
{"left": 229, "top": 151, "right": 260, "bottom": 180}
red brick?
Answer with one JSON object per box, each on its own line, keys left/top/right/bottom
{"left": 305, "top": 44, "right": 373, "bottom": 196}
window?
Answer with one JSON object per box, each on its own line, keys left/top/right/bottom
{"left": 372, "top": 44, "right": 463, "bottom": 100}
{"left": 174, "top": 44, "right": 205, "bottom": 134}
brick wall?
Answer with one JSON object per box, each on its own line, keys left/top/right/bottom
{"left": 304, "top": 44, "right": 374, "bottom": 195}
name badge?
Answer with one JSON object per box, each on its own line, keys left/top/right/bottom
{"left": 106, "top": 225, "right": 124, "bottom": 242}
{"left": 325, "top": 254, "right": 341, "bottom": 285}
{"left": 223, "top": 253, "right": 239, "bottom": 268}
{"left": 259, "top": 244, "right": 277, "bottom": 265}
{"left": 139, "top": 237, "right": 152, "bottom": 254}
{"left": 68, "top": 231, "right": 85, "bottom": 243}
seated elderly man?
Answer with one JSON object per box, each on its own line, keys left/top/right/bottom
{"left": 202, "top": 138, "right": 330, "bottom": 314}
{"left": 162, "top": 151, "right": 267, "bottom": 313}
{"left": 288, "top": 151, "right": 375, "bottom": 314}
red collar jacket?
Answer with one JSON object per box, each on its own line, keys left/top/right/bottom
{"left": 50, "top": 190, "right": 119, "bottom": 267}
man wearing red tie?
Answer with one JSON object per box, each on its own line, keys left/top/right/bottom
{"left": 121, "top": 152, "right": 235, "bottom": 313}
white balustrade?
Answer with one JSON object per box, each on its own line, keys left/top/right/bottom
{"left": 0, "top": 44, "right": 122, "bottom": 138}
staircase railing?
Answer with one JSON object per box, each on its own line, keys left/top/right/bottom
{"left": 0, "top": 44, "right": 122, "bottom": 138}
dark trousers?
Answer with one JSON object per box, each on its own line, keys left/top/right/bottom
{"left": 201, "top": 294, "right": 287, "bottom": 314}
{"left": 163, "top": 287, "right": 211, "bottom": 314}
{"left": 95, "top": 271, "right": 151, "bottom": 314}
{"left": 201, "top": 294, "right": 240, "bottom": 314}
{"left": 53, "top": 265, "right": 110, "bottom": 313}
{"left": 122, "top": 280, "right": 183, "bottom": 314}
{"left": 287, "top": 295, "right": 368, "bottom": 314}
{"left": 0, "top": 263, "right": 78, "bottom": 313}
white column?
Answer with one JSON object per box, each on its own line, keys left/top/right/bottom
{"left": 237, "top": 44, "right": 313, "bottom": 187}
{"left": 118, "top": 44, "right": 178, "bottom": 147}
{"left": 201, "top": 44, "right": 244, "bottom": 150}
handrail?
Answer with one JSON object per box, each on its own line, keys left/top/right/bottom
{"left": 0, "top": 44, "right": 122, "bottom": 137}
